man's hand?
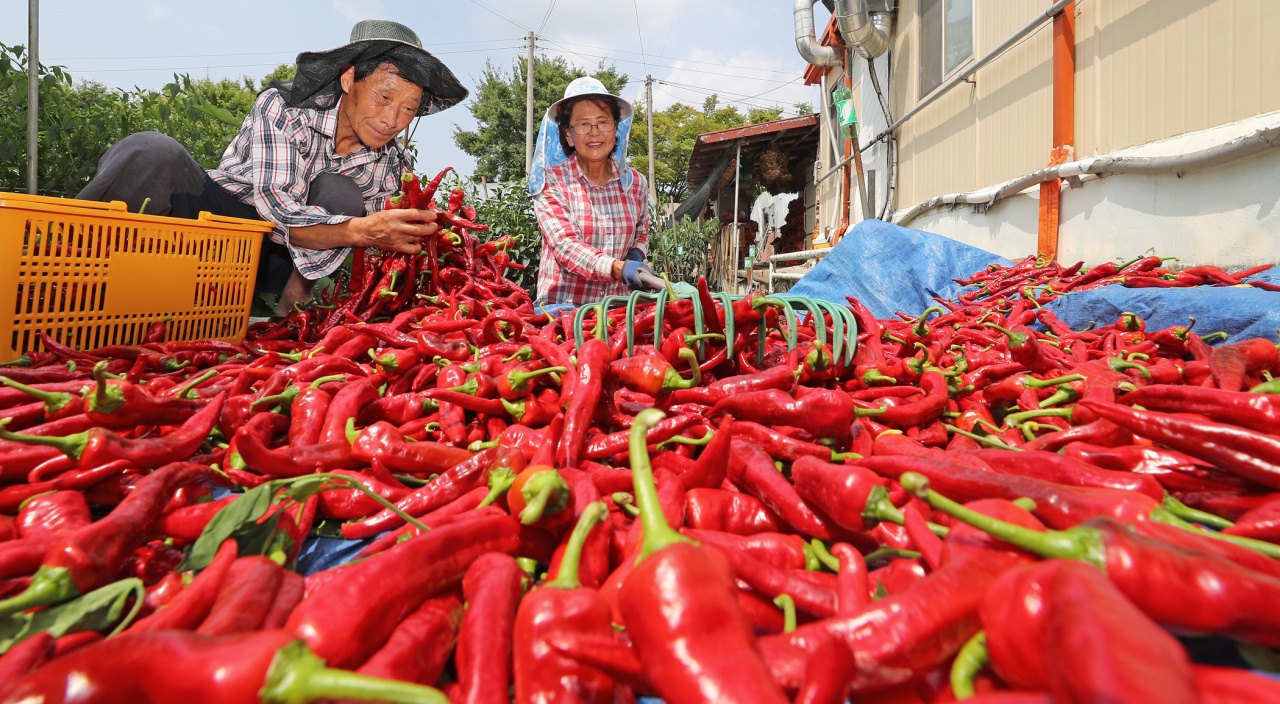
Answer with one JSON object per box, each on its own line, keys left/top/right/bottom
{"left": 352, "top": 208, "right": 439, "bottom": 254}
{"left": 288, "top": 208, "right": 439, "bottom": 254}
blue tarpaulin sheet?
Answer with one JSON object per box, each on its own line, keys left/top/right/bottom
{"left": 787, "top": 219, "right": 1280, "bottom": 343}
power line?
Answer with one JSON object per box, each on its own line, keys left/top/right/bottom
{"left": 539, "top": 42, "right": 798, "bottom": 85}
{"left": 631, "top": 0, "right": 649, "bottom": 76}
{"left": 655, "top": 80, "right": 799, "bottom": 116}
{"left": 658, "top": 0, "right": 683, "bottom": 59}
{"left": 543, "top": 37, "right": 799, "bottom": 77}
{"left": 467, "top": 0, "right": 530, "bottom": 33}
{"left": 59, "top": 46, "right": 527, "bottom": 74}
{"left": 52, "top": 39, "right": 524, "bottom": 62}
{"left": 537, "top": 0, "right": 557, "bottom": 36}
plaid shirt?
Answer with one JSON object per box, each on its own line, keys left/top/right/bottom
{"left": 533, "top": 157, "right": 650, "bottom": 305}
{"left": 208, "top": 88, "right": 407, "bottom": 280}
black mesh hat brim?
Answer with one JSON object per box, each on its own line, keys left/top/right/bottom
{"left": 290, "top": 39, "right": 468, "bottom": 116}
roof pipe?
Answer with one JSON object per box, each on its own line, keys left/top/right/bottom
{"left": 794, "top": 0, "right": 842, "bottom": 67}
{"left": 835, "top": 0, "right": 893, "bottom": 60}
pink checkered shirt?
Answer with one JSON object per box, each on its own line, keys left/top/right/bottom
{"left": 208, "top": 88, "right": 407, "bottom": 280}
{"left": 533, "top": 157, "right": 650, "bottom": 306}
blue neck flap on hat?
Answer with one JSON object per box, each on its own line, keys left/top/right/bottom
{"left": 529, "top": 113, "right": 633, "bottom": 195}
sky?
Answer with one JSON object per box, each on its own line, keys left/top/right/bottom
{"left": 0, "top": 0, "right": 831, "bottom": 178}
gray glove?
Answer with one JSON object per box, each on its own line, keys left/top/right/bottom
{"left": 621, "top": 259, "right": 656, "bottom": 290}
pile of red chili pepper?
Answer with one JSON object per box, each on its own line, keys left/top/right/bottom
{"left": 2, "top": 196, "right": 1280, "bottom": 703}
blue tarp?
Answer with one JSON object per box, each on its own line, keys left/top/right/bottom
{"left": 787, "top": 219, "right": 1280, "bottom": 342}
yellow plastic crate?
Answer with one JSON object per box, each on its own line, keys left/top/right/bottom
{"left": 0, "top": 192, "right": 270, "bottom": 361}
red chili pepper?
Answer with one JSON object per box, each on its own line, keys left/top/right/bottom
{"left": 617, "top": 409, "right": 790, "bottom": 704}
{"left": 1208, "top": 338, "right": 1279, "bottom": 391}
{"left": 356, "top": 592, "right": 463, "bottom": 687}
{"left": 1080, "top": 399, "right": 1280, "bottom": 490}
{"left": 684, "top": 487, "right": 785, "bottom": 535}
{"left": 714, "top": 388, "right": 853, "bottom": 440}
{"left": 288, "top": 513, "right": 522, "bottom": 670}
{"left": 790, "top": 455, "right": 895, "bottom": 533}
{"left": 757, "top": 499, "right": 1040, "bottom": 693}
{"left": 729, "top": 440, "right": 849, "bottom": 540}
{"left": 15, "top": 490, "right": 92, "bottom": 541}
{"left": 195, "top": 555, "right": 285, "bottom": 636}
{"left": 0, "top": 461, "right": 208, "bottom": 616}
{"left": 559, "top": 338, "right": 609, "bottom": 468}
{"left": 513, "top": 502, "right": 614, "bottom": 703}
{"left": 230, "top": 413, "right": 361, "bottom": 478}
{"left": 979, "top": 559, "right": 1198, "bottom": 703}
{"left": 453, "top": 552, "right": 527, "bottom": 704}
{"left": 127, "top": 538, "right": 238, "bottom": 633}
{"left": 0, "top": 628, "right": 454, "bottom": 703}
{"left": 907, "top": 475, "right": 1280, "bottom": 648}
{"left": 342, "top": 446, "right": 523, "bottom": 539}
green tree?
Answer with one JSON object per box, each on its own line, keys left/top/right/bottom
{"left": 453, "top": 55, "right": 627, "bottom": 183}
{"left": 259, "top": 64, "right": 297, "bottom": 89}
{"left": 0, "top": 43, "right": 271, "bottom": 194}
{"left": 628, "top": 95, "right": 781, "bottom": 202}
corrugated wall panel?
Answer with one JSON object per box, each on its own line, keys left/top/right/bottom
{"left": 892, "top": 0, "right": 1280, "bottom": 211}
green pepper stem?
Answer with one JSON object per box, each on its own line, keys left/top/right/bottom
{"left": 176, "top": 369, "right": 218, "bottom": 400}
{"left": 1159, "top": 496, "right": 1234, "bottom": 530}
{"left": 1024, "top": 373, "right": 1084, "bottom": 389}
{"left": 982, "top": 322, "right": 1027, "bottom": 347}
{"left": 0, "top": 418, "right": 89, "bottom": 460}
{"left": 611, "top": 492, "right": 640, "bottom": 518}
{"left": 1003, "top": 408, "right": 1073, "bottom": 426}
{"left": 0, "top": 375, "right": 76, "bottom": 413}
{"left": 0, "top": 565, "right": 79, "bottom": 617}
{"left": 860, "top": 486, "right": 949, "bottom": 536}
{"left": 310, "top": 374, "right": 346, "bottom": 389}
{"left": 479, "top": 468, "right": 516, "bottom": 508}
{"left": 862, "top": 368, "right": 897, "bottom": 386}
{"left": 261, "top": 640, "right": 453, "bottom": 704}
{"left": 862, "top": 547, "right": 921, "bottom": 564}
{"left": 913, "top": 306, "right": 944, "bottom": 337}
{"left": 1036, "top": 386, "right": 1078, "bottom": 408}
{"left": 664, "top": 348, "right": 702, "bottom": 391}
{"left": 252, "top": 384, "right": 300, "bottom": 409}
{"left": 519, "top": 471, "right": 569, "bottom": 526}
{"left": 656, "top": 429, "right": 714, "bottom": 450}
{"left": 631, "top": 408, "right": 693, "bottom": 560}
{"left": 950, "top": 631, "right": 989, "bottom": 700}
{"left": 446, "top": 378, "right": 480, "bottom": 396}
{"left": 943, "top": 424, "right": 1024, "bottom": 451}
{"left": 0, "top": 353, "right": 33, "bottom": 367}
{"left": 773, "top": 594, "right": 797, "bottom": 634}
{"left": 899, "top": 472, "right": 1105, "bottom": 567}
{"left": 91, "top": 360, "right": 122, "bottom": 414}
{"left": 543, "top": 502, "right": 608, "bottom": 590}
{"left": 809, "top": 539, "right": 840, "bottom": 572}
{"left": 508, "top": 365, "right": 567, "bottom": 392}
{"left": 468, "top": 438, "right": 500, "bottom": 452}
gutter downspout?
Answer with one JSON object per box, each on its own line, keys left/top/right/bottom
{"left": 835, "top": 0, "right": 893, "bottom": 60}
{"left": 794, "top": 0, "right": 842, "bottom": 67}
{"left": 1037, "top": 1, "right": 1075, "bottom": 262}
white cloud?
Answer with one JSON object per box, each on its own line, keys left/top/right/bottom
{"left": 146, "top": 3, "right": 170, "bottom": 22}
{"left": 331, "top": 0, "right": 386, "bottom": 25}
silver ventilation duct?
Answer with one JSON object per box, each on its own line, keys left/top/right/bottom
{"left": 836, "top": 0, "right": 894, "bottom": 60}
{"left": 794, "top": 0, "right": 842, "bottom": 67}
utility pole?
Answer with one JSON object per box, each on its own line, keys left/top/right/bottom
{"left": 524, "top": 32, "right": 536, "bottom": 177}
{"left": 26, "top": 0, "right": 38, "bottom": 194}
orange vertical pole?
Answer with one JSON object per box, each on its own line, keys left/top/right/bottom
{"left": 1037, "top": 1, "right": 1075, "bottom": 262}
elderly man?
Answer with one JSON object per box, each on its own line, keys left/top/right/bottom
{"left": 76, "top": 20, "right": 466, "bottom": 316}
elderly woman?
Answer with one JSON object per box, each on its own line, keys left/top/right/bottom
{"left": 530, "top": 78, "right": 654, "bottom": 308}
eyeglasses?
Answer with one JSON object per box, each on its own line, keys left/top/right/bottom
{"left": 570, "top": 119, "right": 617, "bottom": 135}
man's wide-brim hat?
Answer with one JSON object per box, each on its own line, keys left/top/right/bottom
{"left": 289, "top": 19, "right": 467, "bottom": 116}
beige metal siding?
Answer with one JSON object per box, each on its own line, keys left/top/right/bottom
{"left": 891, "top": 0, "right": 1280, "bottom": 209}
